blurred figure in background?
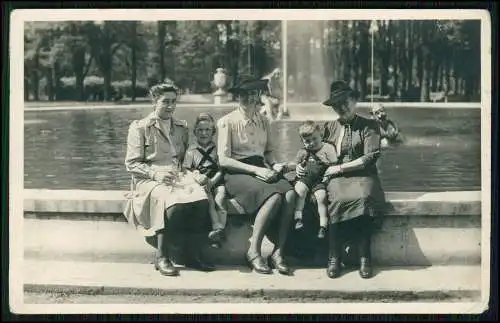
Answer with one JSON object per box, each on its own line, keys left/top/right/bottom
{"left": 370, "top": 103, "right": 403, "bottom": 148}
{"left": 260, "top": 68, "right": 287, "bottom": 121}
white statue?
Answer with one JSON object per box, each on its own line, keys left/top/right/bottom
{"left": 259, "top": 68, "right": 287, "bottom": 121}
{"left": 213, "top": 68, "right": 227, "bottom": 96}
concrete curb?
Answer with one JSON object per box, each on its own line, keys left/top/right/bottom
{"left": 24, "top": 283, "right": 481, "bottom": 302}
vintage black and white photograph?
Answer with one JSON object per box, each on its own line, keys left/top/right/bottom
{"left": 10, "top": 9, "right": 491, "bottom": 314}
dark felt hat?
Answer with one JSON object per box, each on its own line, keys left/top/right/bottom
{"left": 228, "top": 75, "right": 269, "bottom": 96}
{"left": 322, "top": 80, "right": 360, "bottom": 107}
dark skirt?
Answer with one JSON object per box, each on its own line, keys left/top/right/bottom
{"left": 326, "top": 171, "right": 386, "bottom": 225}
{"left": 144, "top": 200, "right": 211, "bottom": 248}
{"left": 224, "top": 156, "right": 293, "bottom": 214}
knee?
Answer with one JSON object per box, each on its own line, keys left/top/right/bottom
{"left": 270, "top": 192, "right": 283, "bottom": 206}
{"left": 314, "top": 190, "right": 327, "bottom": 204}
{"left": 294, "top": 183, "right": 308, "bottom": 197}
{"left": 285, "top": 189, "right": 297, "bottom": 203}
{"left": 164, "top": 204, "right": 184, "bottom": 225}
{"left": 214, "top": 189, "right": 226, "bottom": 203}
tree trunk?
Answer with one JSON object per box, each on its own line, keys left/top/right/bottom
{"left": 431, "top": 57, "right": 439, "bottom": 92}
{"left": 24, "top": 77, "right": 30, "bottom": 100}
{"left": 407, "top": 21, "right": 415, "bottom": 92}
{"left": 400, "top": 21, "right": 408, "bottom": 95}
{"left": 342, "top": 21, "right": 351, "bottom": 81}
{"left": 102, "top": 51, "right": 112, "bottom": 101}
{"left": 379, "top": 21, "right": 391, "bottom": 96}
{"left": 352, "top": 21, "right": 359, "bottom": 92}
{"left": 157, "top": 21, "right": 166, "bottom": 82}
{"left": 33, "top": 51, "right": 40, "bottom": 101}
{"left": 416, "top": 23, "right": 424, "bottom": 96}
{"left": 393, "top": 21, "right": 400, "bottom": 98}
{"left": 131, "top": 22, "right": 138, "bottom": 101}
{"left": 358, "top": 21, "right": 369, "bottom": 100}
{"left": 420, "top": 22, "right": 431, "bottom": 102}
{"left": 444, "top": 58, "right": 450, "bottom": 93}
{"left": 334, "top": 21, "right": 342, "bottom": 82}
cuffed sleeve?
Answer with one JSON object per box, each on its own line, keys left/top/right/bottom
{"left": 264, "top": 119, "right": 278, "bottom": 165}
{"left": 361, "top": 120, "right": 382, "bottom": 166}
{"left": 125, "top": 121, "right": 156, "bottom": 180}
{"left": 216, "top": 118, "right": 231, "bottom": 160}
{"left": 182, "top": 149, "right": 194, "bottom": 171}
{"left": 324, "top": 143, "right": 339, "bottom": 164}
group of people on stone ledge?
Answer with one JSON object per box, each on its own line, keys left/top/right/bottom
{"left": 124, "top": 77, "right": 388, "bottom": 280}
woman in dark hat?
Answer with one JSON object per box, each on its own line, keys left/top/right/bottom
{"left": 296, "top": 80, "right": 386, "bottom": 279}
{"left": 216, "top": 76, "right": 297, "bottom": 275}
{"left": 124, "top": 79, "right": 214, "bottom": 277}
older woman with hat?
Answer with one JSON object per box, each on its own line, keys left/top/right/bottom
{"left": 124, "top": 80, "right": 214, "bottom": 277}
{"left": 297, "top": 81, "right": 386, "bottom": 279}
{"left": 217, "top": 76, "right": 297, "bottom": 275}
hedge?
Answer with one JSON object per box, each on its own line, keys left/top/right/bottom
{"left": 58, "top": 76, "right": 149, "bottom": 100}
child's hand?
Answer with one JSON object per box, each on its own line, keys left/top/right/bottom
{"left": 206, "top": 177, "right": 218, "bottom": 190}
{"left": 296, "top": 163, "right": 306, "bottom": 178}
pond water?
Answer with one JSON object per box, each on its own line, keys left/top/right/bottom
{"left": 24, "top": 105, "right": 481, "bottom": 192}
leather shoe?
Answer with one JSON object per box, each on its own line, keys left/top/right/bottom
{"left": 185, "top": 254, "right": 216, "bottom": 272}
{"left": 268, "top": 254, "right": 293, "bottom": 276}
{"left": 154, "top": 257, "right": 179, "bottom": 276}
{"left": 359, "top": 257, "right": 373, "bottom": 279}
{"left": 246, "top": 253, "right": 272, "bottom": 274}
{"left": 326, "top": 256, "right": 341, "bottom": 279}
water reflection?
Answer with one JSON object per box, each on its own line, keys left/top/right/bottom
{"left": 24, "top": 106, "right": 481, "bottom": 192}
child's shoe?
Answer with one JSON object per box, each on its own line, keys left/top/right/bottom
{"left": 317, "top": 226, "right": 326, "bottom": 239}
{"left": 208, "top": 228, "right": 224, "bottom": 244}
{"left": 295, "top": 219, "right": 304, "bottom": 230}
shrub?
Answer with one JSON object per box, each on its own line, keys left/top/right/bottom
{"left": 56, "top": 76, "right": 148, "bottom": 100}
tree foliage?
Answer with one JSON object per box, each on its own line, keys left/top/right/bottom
{"left": 287, "top": 20, "right": 481, "bottom": 102}
{"left": 24, "top": 20, "right": 480, "bottom": 102}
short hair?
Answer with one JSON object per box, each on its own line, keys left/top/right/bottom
{"left": 193, "top": 113, "right": 216, "bottom": 134}
{"left": 149, "top": 79, "right": 179, "bottom": 102}
{"left": 298, "top": 120, "right": 321, "bottom": 138}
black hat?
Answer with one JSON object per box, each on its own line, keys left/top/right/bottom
{"left": 322, "top": 80, "right": 360, "bottom": 107}
{"left": 228, "top": 75, "right": 269, "bottom": 96}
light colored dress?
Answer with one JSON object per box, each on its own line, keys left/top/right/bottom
{"left": 123, "top": 112, "right": 208, "bottom": 237}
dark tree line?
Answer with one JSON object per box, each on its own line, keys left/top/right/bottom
{"left": 287, "top": 20, "right": 481, "bottom": 102}
{"left": 24, "top": 20, "right": 281, "bottom": 102}
{"left": 24, "top": 20, "right": 480, "bottom": 103}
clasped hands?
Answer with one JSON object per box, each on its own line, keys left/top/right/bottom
{"left": 295, "top": 164, "right": 343, "bottom": 182}
{"left": 192, "top": 171, "right": 217, "bottom": 189}
{"left": 153, "top": 169, "right": 179, "bottom": 185}
{"left": 254, "top": 162, "right": 288, "bottom": 183}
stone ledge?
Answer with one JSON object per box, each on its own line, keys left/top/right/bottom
{"left": 23, "top": 189, "right": 482, "bottom": 218}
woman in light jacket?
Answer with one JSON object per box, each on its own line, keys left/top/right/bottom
{"left": 124, "top": 80, "right": 214, "bottom": 277}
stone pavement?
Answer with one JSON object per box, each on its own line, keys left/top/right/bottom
{"left": 22, "top": 259, "right": 482, "bottom": 302}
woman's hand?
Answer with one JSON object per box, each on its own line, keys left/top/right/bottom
{"left": 194, "top": 173, "right": 209, "bottom": 186}
{"left": 296, "top": 163, "right": 306, "bottom": 178}
{"left": 323, "top": 165, "right": 343, "bottom": 179}
{"left": 255, "top": 167, "right": 279, "bottom": 183}
{"left": 272, "top": 163, "right": 285, "bottom": 174}
{"left": 154, "top": 170, "right": 177, "bottom": 185}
